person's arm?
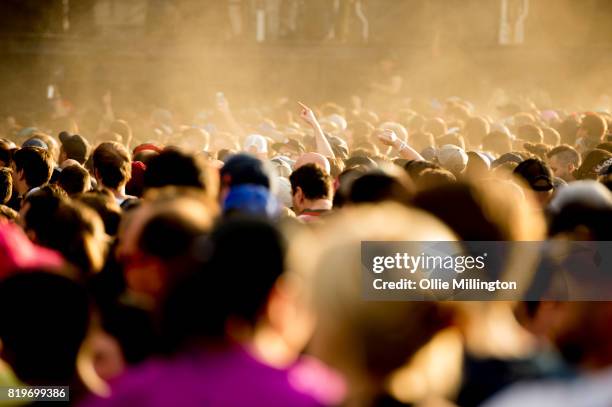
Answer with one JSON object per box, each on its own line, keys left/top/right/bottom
{"left": 376, "top": 129, "right": 424, "bottom": 161}
{"left": 216, "top": 93, "right": 246, "bottom": 139}
{"left": 298, "top": 102, "right": 335, "bottom": 159}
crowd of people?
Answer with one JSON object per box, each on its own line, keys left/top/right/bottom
{"left": 0, "top": 88, "right": 611, "bottom": 407}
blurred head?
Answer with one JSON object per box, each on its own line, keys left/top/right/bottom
{"left": 117, "top": 189, "right": 217, "bottom": 302}
{"left": 21, "top": 186, "right": 108, "bottom": 274}
{"left": 294, "top": 152, "right": 331, "bottom": 174}
{"left": 0, "top": 272, "right": 89, "bottom": 385}
{"left": 143, "top": 148, "right": 207, "bottom": 192}
{"left": 513, "top": 158, "right": 555, "bottom": 207}
{"left": 0, "top": 167, "right": 12, "bottom": 205}
{"left": 291, "top": 204, "right": 455, "bottom": 392}
{"left": 578, "top": 113, "right": 607, "bottom": 144}
{"left": 464, "top": 116, "right": 490, "bottom": 148}
{"left": 161, "top": 217, "right": 286, "bottom": 350}
{"left": 482, "top": 131, "right": 512, "bottom": 156}
{"left": 413, "top": 180, "right": 544, "bottom": 241}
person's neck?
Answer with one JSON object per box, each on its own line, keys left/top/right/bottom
{"left": 110, "top": 185, "right": 126, "bottom": 199}
{"left": 301, "top": 198, "right": 332, "bottom": 213}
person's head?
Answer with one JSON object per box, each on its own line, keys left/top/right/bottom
{"left": 572, "top": 148, "right": 612, "bottom": 180}
{"left": 274, "top": 139, "right": 305, "bottom": 160}
{"left": 290, "top": 204, "right": 455, "bottom": 399}
{"left": 414, "top": 180, "right": 544, "bottom": 241}
{"left": 161, "top": 217, "right": 286, "bottom": 350}
{"left": 92, "top": 142, "right": 131, "bottom": 192}
{"left": 59, "top": 132, "right": 90, "bottom": 165}
{"left": 0, "top": 142, "right": 12, "bottom": 167}
{"left": 578, "top": 113, "right": 608, "bottom": 144}
{"left": 423, "top": 118, "right": 447, "bottom": 138}
{"left": 437, "top": 133, "right": 465, "bottom": 150}
{"left": 177, "top": 127, "right": 210, "bottom": 153}
{"left": 517, "top": 124, "right": 543, "bottom": 144}
{"left": 75, "top": 189, "right": 122, "bottom": 236}
{"left": 0, "top": 167, "right": 12, "bottom": 204}
{"left": 243, "top": 134, "right": 268, "bottom": 160}
{"left": 294, "top": 152, "right": 331, "bottom": 174}
{"left": 437, "top": 144, "right": 468, "bottom": 175}
{"left": 0, "top": 272, "right": 89, "bottom": 385}
{"left": 547, "top": 145, "right": 581, "bottom": 182}
{"left": 143, "top": 148, "right": 207, "bottom": 192}
{"left": 513, "top": 158, "right": 555, "bottom": 207}
{"left": 58, "top": 164, "right": 91, "bottom": 196}
{"left": 415, "top": 168, "right": 457, "bottom": 190}
{"left": 11, "top": 147, "right": 53, "bottom": 195}
{"left": 348, "top": 169, "right": 414, "bottom": 205}
{"left": 542, "top": 126, "right": 561, "bottom": 146}
{"left": 117, "top": 189, "right": 218, "bottom": 302}
{"left": 289, "top": 164, "right": 332, "bottom": 214}
{"left": 219, "top": 153, "right": 273, "bottom": 203}
{"left": 482, "top": 131, "right": 512, "bottom": 156}
{"left": 464, "top": 116, "right": 490, "bottom": 148}
{"left": 409, "top": 132, "right": 435, "bottom": 153}
{"left": 21, "top": 186, "right": 107, "bottom": 274}
{"left": 109, "top": 119, "right": 133, "bottom": 145}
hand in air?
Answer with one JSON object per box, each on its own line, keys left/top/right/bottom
{"left": 298, "top": 101, "right": 317, "bottom": 126}
{"left": 375, "top": 128, "right": 399, "bottom": 147}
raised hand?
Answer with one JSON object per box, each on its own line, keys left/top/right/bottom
{"left": 375, "top": 128, "right": 399, "bottom": 147}
{"left": 298, "top": 101, "right": 317, "bottom": 127}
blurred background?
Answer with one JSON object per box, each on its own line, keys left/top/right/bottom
{"left": 1, "top": 0, "right": 611, "bottom": 117}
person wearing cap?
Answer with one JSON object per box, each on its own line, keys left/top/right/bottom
{"left": 243, "top": 134, "right": 269, "bottom": 160}
{"left": 59, "top": 132, "right": 90, "bottom": 165}
{"left": 219, "top": 153, "right": 274, "bottom": 205}
{"left": 437, "top": 144, "right": 468, "bottom": 176}
{"left": 513, "top": 158, "right": 555, "bottom": 208}
{"left": 572, "top": 149, "right": 612, "bottom": 181}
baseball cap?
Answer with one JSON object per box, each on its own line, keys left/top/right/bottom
{"left": 244, "top": 134, "right": 268, "bottom": 154}
{"left": 222, "top": 184, "right": 279, "bottom": 218}
{"left": 513, "top": 158, "right": 554, "bottom": 191}
{"left": 22, "top": 138, "right": 48, "bottom": 150}
{"left": 549, "top": 180, "right": 612, "bottom": 213}
{"left": 59, "top": 132, "right": 90, "bottom": 164}
{"left": 573, "top": 149, "right": 612, "bottom": 180}
{"left": 221, "top": 153, "right": 272, "bottom": 189}
{"left": 437, "top": 144, "right": 468, "bottom": 173}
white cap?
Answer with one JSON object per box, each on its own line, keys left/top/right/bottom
{"left": 437, "top": 144, "right": 468, "bottom": 173}
{"left": 326, "top": 114, "right": 348, "bottom": 132}
{"left": 244, "top": 134, "right": 268, "bottom": 154}
{"left": 549, "top": 180, "right": 612, "bottom": 213}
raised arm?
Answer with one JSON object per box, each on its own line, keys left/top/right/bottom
{"left": 376, "top": 129, "right": 424, "bottom": 161}
{"left": 216, "top": 93, "right": 246, "bottom": 139}
{"left": 298, "top": 102, "right": 335, "bottom": 159}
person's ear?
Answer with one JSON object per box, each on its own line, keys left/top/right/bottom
{"left": 295, "top": 187, "right": 304, "bottom": 204}
{"left": 17, "top": 169, "right": 25, "bottom": 182}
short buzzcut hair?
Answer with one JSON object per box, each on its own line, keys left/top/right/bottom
{"left": 547, "top": 144, "right": 581, "bottom": 167}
